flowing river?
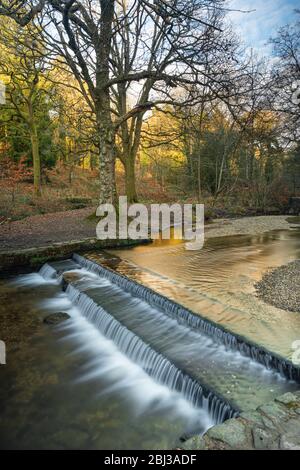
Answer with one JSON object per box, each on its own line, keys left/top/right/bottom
{"left": 0, "top": 226, "right": 299, "bottom": 449}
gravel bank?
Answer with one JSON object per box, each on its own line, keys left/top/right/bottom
{"left": 0, "top": 212, "right": 297, "bottom": 252}
{"left": 255, "top": 260, "right": 300, "bottom": 313}
{"left": 205, "top": 215, "right": 294, "bottom": 239}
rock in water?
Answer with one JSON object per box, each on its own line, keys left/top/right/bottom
{"left": 43, "top": 312, "right": 70, "bottom": 325}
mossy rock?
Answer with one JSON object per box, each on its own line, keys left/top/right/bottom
{"left": 30, "top": 255, "right": 52, "bottom": 267}
{"left": 206, "top": 418, "right": 249, "bottom": 448}
{"left": 43, "top": 312, "right": 71, "bottom": 325}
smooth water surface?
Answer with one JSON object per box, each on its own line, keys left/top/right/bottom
{"left": 66, "top": 266, "right": 299, "bottom": 412}
{"left": 108, "top": 228, "right": 300, "bottom": 359}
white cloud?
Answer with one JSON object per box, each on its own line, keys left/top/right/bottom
{"left": 227, "top": 0, "right": 297, "bottom": 56}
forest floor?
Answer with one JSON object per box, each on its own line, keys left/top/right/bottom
{"left": 0, "top": 207, "right": 96, "bottom": 251}
{"left": 0, "top": 210, "right": 297, "bottom": 252}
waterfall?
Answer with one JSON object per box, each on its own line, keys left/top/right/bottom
{"left": 73, "top": 253, "right": 300, "bottom": 383}
{"left": 65, "top": 283, "right": 237, "bottom": 423}
{"left": 39, "top": 263, "right": 57, "bottom": 280}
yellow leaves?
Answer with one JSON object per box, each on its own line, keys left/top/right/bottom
{"left": 141, "top": 107, "right": 185, "bottom": 166}
{"left": 254, "top": 147, "right": 261, "bottom": 160}
{"left": 241, "top": 110, "right": 280, "bottom": 133}
{"left": 253, "top": 110, "right": 280, "bottom": 133}
{"left": 0, "top": 73, "right": 10, "bottom": 86}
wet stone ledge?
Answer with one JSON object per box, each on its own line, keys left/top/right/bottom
{"left": 0, "top": 237, "right": 150, "bottom": 275}
{"left": 181, "top": 391, "right": 300, "bottom": 450}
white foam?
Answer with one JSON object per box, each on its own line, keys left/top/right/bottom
{"left": 51, "top": 291, "right": 213, "bottom": 433}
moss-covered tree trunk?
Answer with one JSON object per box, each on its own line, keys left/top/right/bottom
{"left": 30, "top": 125, "right": 41, "bottom": 197}
{"left": 125, "top": 153, "right": 138, "bottom": 203}
{"left": 96, "top": 0, "right": 117, "bottom": 206}
{"left": 97, "top": 110, "right": 117, "bottom": 206}
{"left": 28, "top": 99, "right": 41, "bottom": 197}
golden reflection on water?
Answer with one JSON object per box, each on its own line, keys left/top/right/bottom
{"left": 104, "top": 228, "right": 300, "bottom": 359}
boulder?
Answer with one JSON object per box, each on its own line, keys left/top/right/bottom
{"left": 280, "top": 432, "right": 300, "bottom": 450}
{"left": 206, "top": 418, "right": 249, "bottom": 448}
{"left": 43, "top": 312, "right": 71, "bottom": 325}
{"left": 252, "top": 427, "right": 279, "bottom": 450}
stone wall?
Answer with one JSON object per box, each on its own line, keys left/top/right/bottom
{"left": 0, "top": 237, "right": 150, "bottom": 275}
{"left": 182, "top": 391, "right": 300, "bottom": 450}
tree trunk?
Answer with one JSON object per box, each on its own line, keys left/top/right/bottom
{"left": 98, "top": 116, "right": 117, "bottom": 206}
{"left": 96, "top": 0, "right": 117, "bottom": 206}
{"left": 125, "top": 155, "right": 138, "bottom": 203}
{"left": 30, "top": 124, "right": 41, "bottom": 197}
{"left": 197, "top": 101, "right": 205, "bottom": 201}
{"left": 197, "top": 148, "right": 201, "bottom": 202}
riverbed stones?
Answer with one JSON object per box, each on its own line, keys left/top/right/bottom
{"left": 258, "top": 402, "right": 290, "bottom": 427}
{"left": 43, "top": 312, "right": 71, "bottom": 325}
{"left": 255, "top": 260, "right": 300, "bottom": 313}
{"left": 275, "top": 392, "right": 298, "bottom": 405}
{"left": 180, "top": 434, "right": 206, "bottom": 450}
{"left": 50, "top": 428, "right": 89, "bottom": 449}
{"left": 239, "top": 410, "right": 264, "bottom": 426}
{"left": 205, "top": 419, "right": 249, "bottom": 448}
{"left": 252, "top": 427, "right": 279, "bottom": 449}
{"left": 63, "top": 272, "right": 82, "bottom": 284}
{"left": 181, "top": 391, "right": 300, "bottom": 450}
{"left": 280, "top": 432, "right": 300, "bottom": 450}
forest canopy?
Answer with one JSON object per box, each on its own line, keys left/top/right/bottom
{"left": 0, "top": 1, "right": 299, "bottom": 220}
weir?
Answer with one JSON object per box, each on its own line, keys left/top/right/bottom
{"left": 72, "top": 253, "right": 300, "bottom": 384}
{"left": 42, "top": 259, "right": 240, "bottom": 423}
{"left": 36, "top": 255, "right": 299, "bottom": 433}
{"left": 65, "top": 283, "right": 236, "bottom": 423}
{"left": 56, "top": 258, "right": 297, "bottom": 411}
{"left": 39, "top": 263, "right": 57, "bottom": 280}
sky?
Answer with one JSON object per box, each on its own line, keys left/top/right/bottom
{"left": 228, "top": 0, "right": 298, "bottom": 56}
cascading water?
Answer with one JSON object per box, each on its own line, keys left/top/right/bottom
{"left": 39, "top": 263, "right": 57, "bottom": 280}
{"left": 107, "top": 230, "right": 300, "bottom": 362}
{"left": 59, "top": 263, "right": 298, "bottom": 411}
{"left": 25, "top": 256, "right": 299, "bottom": 444}
{"left": 0, "top": 270, "right": 216, "bottom": 449}
{"left": 73, "top": 253, "right": 300, "bottom": 383}
{"left": 65, "top": 283, "right": 237, "bottom": 423}
{"left": 3, "top": 239, "right": 299, "bottom": 449}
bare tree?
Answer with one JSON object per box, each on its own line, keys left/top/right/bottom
{"left": 110, "top": 1, "right": 243, "bottom": 201}
{"left": 0, "top": 0, "right": 245, "bottom": 205}
{"left": 0, "top": 0, "right": 45, "bottom": 26}
{"left": 269, "top": 10, "right": 300, "bottom": 144}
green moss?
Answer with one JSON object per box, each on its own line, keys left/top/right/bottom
{"left": 29, "top": 255, "right": 51, "bottom": 266}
